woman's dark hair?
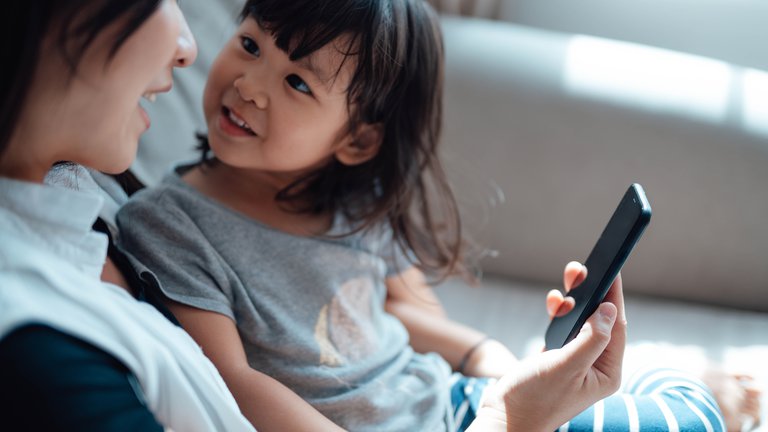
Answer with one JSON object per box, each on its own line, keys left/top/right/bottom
{"left": 199, "top": 0, "right": 467, "bottom": 280}
{"left": 0, "top": 0, "right": 162, "bottom": 159}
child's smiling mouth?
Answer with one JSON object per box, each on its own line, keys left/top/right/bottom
{"left": 220, "top": 107, "right": 257, "bottom": 136}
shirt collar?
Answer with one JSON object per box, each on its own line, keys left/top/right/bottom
{"left": 0, "top": 174, "right": 104, "bottom": 234}
{"left": 0, "top": 174, "right": 108, "bottom": 277}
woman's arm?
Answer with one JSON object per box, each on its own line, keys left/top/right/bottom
{"left": 385, "top": 267, "right": 517, "bottom": 378}
{"left": 468, "top": 273, "right": 626, "bottom": 432}
{"left": 166, "top": 302, "right": 344, "bottom": 432}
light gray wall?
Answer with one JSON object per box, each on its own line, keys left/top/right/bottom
{"left": 498, "top": 0, "right": 768, "bottom": 72}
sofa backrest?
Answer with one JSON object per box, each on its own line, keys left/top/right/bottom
{"left": 440, "top": 17, "right": 768, "bottom": 311}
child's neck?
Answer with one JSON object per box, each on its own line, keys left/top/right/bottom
{"left": 182, "top": 162, "right": 334, "bottom": 237}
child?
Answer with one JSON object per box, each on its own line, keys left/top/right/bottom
{"left": 117, "top": 0, "right": 728, "bottom": 430}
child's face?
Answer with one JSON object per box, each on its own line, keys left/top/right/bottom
{"left": 203, "top": 17, "right": 362, "bottom": 185}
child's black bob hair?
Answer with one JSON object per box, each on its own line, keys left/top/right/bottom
{"left": 1, "top": 0, "right": 163, "bottom": 157}
{"left": 199, "top": 0, "right": 468, "bottom": 279}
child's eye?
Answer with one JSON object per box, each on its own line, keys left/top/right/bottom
{"left": 286, "top": 74, "right": 312, "bottom": 95}
{"left": 240, "top": 36, "right": 260, "bottom": 56}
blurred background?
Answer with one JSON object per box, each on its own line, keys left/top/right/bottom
{"left": 424, "top": 1, "right": 768, "bottom": 427}
{"left": 427, "top": 0, "right": 768, "bottom": 311}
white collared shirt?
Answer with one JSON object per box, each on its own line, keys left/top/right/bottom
{"left": 0, "top": 174, "right": 255, "bottom": 432}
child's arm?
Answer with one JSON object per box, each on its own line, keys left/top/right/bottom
{"left": 384, "top": 266, "right": 447, "bottom": 317}
{"left": 166, "top": 301, "right": 345, "bottom": 432}
{"left": 385, "top": 267, "right": 518, "bottom": 378}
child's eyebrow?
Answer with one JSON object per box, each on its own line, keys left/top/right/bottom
{"left": 246, "top": 16, "right": 342, "bottom": 91}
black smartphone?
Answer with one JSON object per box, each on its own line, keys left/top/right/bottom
{"left": 544, "top": 183, "right": 651, "bottom": 350}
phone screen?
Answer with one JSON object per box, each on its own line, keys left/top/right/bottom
{"left": 544, "top": 184, "right": 651, "bottom": 350}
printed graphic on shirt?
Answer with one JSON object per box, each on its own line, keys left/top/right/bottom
{"left": 314, "top": 277, "right": 378, "bottom": 366}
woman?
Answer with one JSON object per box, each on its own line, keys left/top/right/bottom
{"left": 0, "top": 1, "right": 255, "bottom": 431}
{"left": 0, "top": 1, "right": 627, "bottom": 431}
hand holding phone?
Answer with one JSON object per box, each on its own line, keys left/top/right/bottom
{"left": 544, "top": 184, "right": 651, "bottom": 350}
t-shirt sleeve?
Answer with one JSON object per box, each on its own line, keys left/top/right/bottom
{"left": 373, "top": 223, "right": 417, "bottom": 277}
{"left": 0, "top": 325, "right": 164, "bottom": 432}
{"left": 116, "top": 190, "right": 237, "bottom": 320}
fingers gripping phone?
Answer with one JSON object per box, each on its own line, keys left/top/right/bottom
{"left": 544, "top": 184, "right": 651, "bottom": 351}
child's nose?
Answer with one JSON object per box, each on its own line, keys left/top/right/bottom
{"left": 234, "top": 76, "right": 269, "bottom": 110}
{"left": 254, "top": 93, "right": 268, "bottom": 110}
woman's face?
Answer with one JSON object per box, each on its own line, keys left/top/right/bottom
{"left": 8, "top": 0, "right": 197, "bottom": 180}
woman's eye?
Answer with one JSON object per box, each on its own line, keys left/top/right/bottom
{"left": 286, "top": 74, "right": 312, "bottom": 95}
{"left": 240, "top": 36, "right": 260, "bottom": 56}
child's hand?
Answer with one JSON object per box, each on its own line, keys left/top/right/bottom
{"left": 469, "top": 264, "right": 626, "bottom": 432}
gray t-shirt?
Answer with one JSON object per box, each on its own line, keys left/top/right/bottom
{"left": 116, "top": 169, "right": 453, "bottom": 431}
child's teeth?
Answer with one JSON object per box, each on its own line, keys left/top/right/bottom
{"left": 228, "top": 111, "right": 251, "bottom": 131}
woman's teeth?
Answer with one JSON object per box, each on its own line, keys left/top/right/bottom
{"left": 142, "top": 92, "right": 157, "bottom": 103}
{"left": 228, "top": 110, "right": 252, "bottom": 132}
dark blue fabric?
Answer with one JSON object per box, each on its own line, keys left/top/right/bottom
{"left": 566, "top": 368, "right": 724, "bottom": 432}
{"left": 448, "top": 368, "right": 725, "bottom": 432}
{"left": 450, "top": 374, "right": 492, "bottom": 432}
{"left": 0, "top": 325, "right": 164, "bottom": 432}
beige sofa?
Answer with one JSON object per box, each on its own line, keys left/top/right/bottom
{"left": 440, "top": 15, "right": 768, "bottom": 311}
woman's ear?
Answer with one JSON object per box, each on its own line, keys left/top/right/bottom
{"left": 335, "top": 123, "right": 383, "bottom": 166}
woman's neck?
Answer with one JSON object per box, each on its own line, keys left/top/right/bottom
{"left": 1, "top": 116, "right": 64, "bottom": 183}
{"left": 0, "top": 146, "right": 53, "bottom": 183}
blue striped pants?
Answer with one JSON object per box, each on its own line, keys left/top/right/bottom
{"left": 450, "top": 368, "right": 725, "bottom": 431}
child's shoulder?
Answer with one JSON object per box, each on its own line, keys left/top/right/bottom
{"left": 116, "top": 167, "right": 216, "bottom": 246}
{"left": 125, "top": 173, "right": 178, "bottom": 206}
{"left": 119, "top": 165, "right": 213, "bottom": 220}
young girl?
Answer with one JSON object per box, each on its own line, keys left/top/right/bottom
{"left": 117, "top": 0, "right": 725, "bottom": 430}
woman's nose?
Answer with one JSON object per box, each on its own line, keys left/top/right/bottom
{"left": 174, "top": 13, "right": 198, "bottom": 67}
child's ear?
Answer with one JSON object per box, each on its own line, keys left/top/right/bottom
{"left": 335, "top": 123, "right": 383, "bottom": 166}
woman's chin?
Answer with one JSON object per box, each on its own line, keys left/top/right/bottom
{"left": 93, "top": 163, "right": 133, "bottom": 175}
{"left": 89, "top": 148, "right": 138, "bottom": 175}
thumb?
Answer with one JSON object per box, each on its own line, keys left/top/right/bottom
{"left": 560, "top": 303, "right": 617, "bottom": 370}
